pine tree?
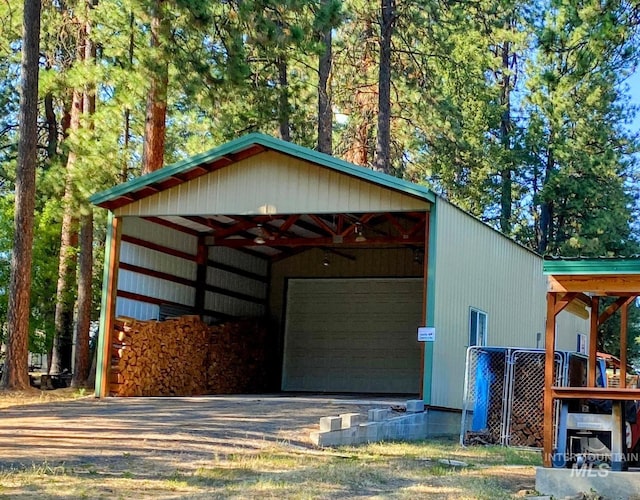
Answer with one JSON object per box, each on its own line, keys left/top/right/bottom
{"left": 1, "top": 0, "right": 42, "bottom": 390}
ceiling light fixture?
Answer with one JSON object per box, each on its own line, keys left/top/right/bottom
{"left": 354, "top": 222, "right": 366, "bottom": 242}
{"left": 322, "top": 251, "right": 331, "bottom": 267}
{"left": 253, "top": 224, "right": 266, "bottom": 245}
{"left": 413, "top": 248, "right": 424, "bottom": 265}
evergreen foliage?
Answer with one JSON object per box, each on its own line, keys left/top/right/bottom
{"left": 0, "top": 0, "right": 639, "bottom": 369}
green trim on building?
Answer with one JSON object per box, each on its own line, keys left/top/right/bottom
{"left": 90, "top": 133, "right": 436, "bottom": 207}
{"left": 543, "top": 258, "right": 640, "bottom": 275}
{"left": 423, "top": 202, "right": 438, "bottom": 404}
{"left": 94, "top": 212, "right": 115, "bottom": 398}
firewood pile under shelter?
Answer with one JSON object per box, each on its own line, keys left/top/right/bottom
{"left": 110, "top": 315, "right": 277, "bottom": 397}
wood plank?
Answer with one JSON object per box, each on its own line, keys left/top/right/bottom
{"left": 548, "top": 274, "right": 640, "bottom": 294}
{"left": 551, "top": 386, "right": 640, "bottom": 400}
{"left": 621, "top": 301, "right": 629, "bottom": 389}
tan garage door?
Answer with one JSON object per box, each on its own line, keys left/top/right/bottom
{"left": 282, "top": 278, "right": 423, "bottom": 394}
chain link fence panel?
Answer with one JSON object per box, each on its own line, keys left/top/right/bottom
{"left": 461, "top": 347, "right": 588, "bottom": 449}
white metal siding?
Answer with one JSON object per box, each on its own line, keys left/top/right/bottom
{"left": 431, "top": 200, "right": 589, "bottom": 409}
{"left": 115, "top": 218, "right": 197, "bottom": 319}
{"left": 206, "top": 246, "right": 269, "bottom": 318}
{"left": 282, "top": 278, "right": 422, "bottom": 393}
{"left": 115, "top": 298, "right": 159, "bottom": 321}
{"left": 209, "top": 247, "right": 268, "bottom": 277}
{"left": 121, "top": 217, "right": 197, "bottom": 254}
{"left": 114, "top": 151, "right": 430, "bottom": 217}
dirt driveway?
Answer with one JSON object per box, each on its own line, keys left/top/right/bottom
{"left": 0, "top": 395, "right": 403, "bottom": 473}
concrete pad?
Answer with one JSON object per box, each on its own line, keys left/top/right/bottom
{"left": 535, "top": 466, "right": 640, "bottom": 499}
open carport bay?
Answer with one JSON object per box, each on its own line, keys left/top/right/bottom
{"left": 0, "top": 395, "right": 405, "bottom": 472}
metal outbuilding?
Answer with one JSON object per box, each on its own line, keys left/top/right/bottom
{"left": 91, "top": 133, "right": 587, "bottom": 410}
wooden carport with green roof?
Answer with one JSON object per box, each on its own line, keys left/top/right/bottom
{"left": 542, "top": 257, "right": 640, "bottom": 469}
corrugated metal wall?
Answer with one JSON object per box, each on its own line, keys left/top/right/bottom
{"left": 204, "top": 247, "right": 269, "bottom": 320}
{"left": 116, "top": 218, "right": 269, "bottom": 321}
{"left": 116, "top": 218, "right": 198, "bottom": 319}
{"left": 431, "top": 200, "right": 589, "bottom": 409}
{"left": 114, "top": 151, "right": 429, "bottom": 217}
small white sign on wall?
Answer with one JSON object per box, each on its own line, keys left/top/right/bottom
{"left": 417, "top": 327, "right": 435, "bottom": 342}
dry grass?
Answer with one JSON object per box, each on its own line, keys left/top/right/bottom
{"left": 0, "top": 387, "right": 88, "bottom": 409}
{"left": 0, "top": 438, "right": 541, "bottom": 499}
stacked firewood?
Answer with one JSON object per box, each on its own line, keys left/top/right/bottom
{"left": 110, "top": 316, "right": 209, "bottom": 396}
{"left": 110, "top": 316, "right": 275, "bottom": 397}
{"left": 206, "top": 319, "right": 275, "bottom": 394}
{"left": 508, "top": 357, "right": 545, "bottom": 447}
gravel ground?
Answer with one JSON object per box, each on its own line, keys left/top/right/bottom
{"left": 0, "top": 394, "right": 405, "bottom": 472}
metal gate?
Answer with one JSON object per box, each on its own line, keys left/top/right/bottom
{"left": 460, "top": 347, "right": 587, "bottom": 448}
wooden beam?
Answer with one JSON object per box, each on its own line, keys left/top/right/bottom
{"left": 277, "top": 215, "right": 300, "bottom": 235}
{"left": 543, "top": 292, "right": 557, "bottom": 468}
{"left": 617, "top": 297, "right": 635, "bottom": 387}
{"left": 551, "top": 386, "right": 640, "bottom": 400}
{"left": 599, "top": 296, "right": 633, "bottom": 325}
{"left": 216, "top": 235, "right": 425, "bottom": 248}
{"left": 554, "top": 292, "right": 578, "bottom": 316}
{"left": 309, "top": 214, "right": 337, "bottom": 236}
{"left": 589, "top": 296, "right": 599, "bottom": 387}
{"left": 548, "top": 274, "right": 640, "bottom": 294}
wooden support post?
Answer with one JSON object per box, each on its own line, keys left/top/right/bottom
{"left": 588, "top": 296, "right": 599, "bottom": 387}
{"left": 543, "top": 292, "right": 557, "bottom": 468}
{"left": 620, "top": 301, "right": 628, "bottom": 389}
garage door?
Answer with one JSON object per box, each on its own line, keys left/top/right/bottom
{"left": 282, "top": 278, "right": 423, "bottom": 394}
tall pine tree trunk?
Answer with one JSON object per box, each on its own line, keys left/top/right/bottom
{"left": 121, "top": 11, "right": 135, "bottom": 182}
{"left": 344, "top": 21, "right": 376, "bottom": 167}
{"left": 50, "top": 88, "right": 82, "bottom": 376}
{"left": 142, "top": 0, "right": 169, "bottom": 175}
{"left": 373, "top": 0, "right": 394, "bottom": 174}
{"left": 51, "top": 17, "right": 86, "bottom": 376}
{"left": 44, "top": 92, "right": 57, "bottom": 161}
{"left": 72, "top": 211, "right": 93, "bottom": 387}
{"left": 317, "top": 28, "right": 332, "bottom": 154}
{"left": 1, "top": 0, "right": 42, "bottom": 390}
{"left": 277, "top": 57, "right": 291, "bottom": 142}
{"left": 72, "top": 1, "right": 96, "bottom": 388}
{"left": 538, "top": 130, "right": 555, "bottom": 254}
{"left": 499, "top": 38, "right": 512, "bottom": 235}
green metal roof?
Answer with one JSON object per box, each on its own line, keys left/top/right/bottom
{"left": 543, "top": 257, "right": 640, "bottom": 275}
{"left": 90, "top": 132, "right": 436, "bottom": 208}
